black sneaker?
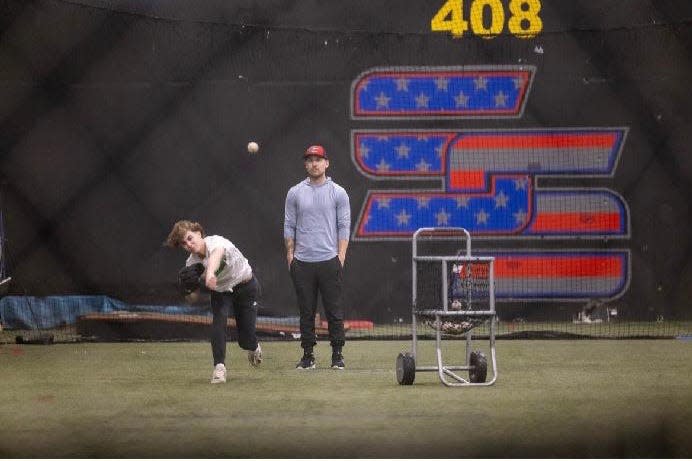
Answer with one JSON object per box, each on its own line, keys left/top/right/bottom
{"left": 296, "top": 354, "right": 316, "bottom": 370}
{"left": 331, "top": 353, "right": 345, "bottom": 370}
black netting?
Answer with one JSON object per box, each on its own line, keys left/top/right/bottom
{"left": 1, "top": 1, "right": 691, "bottom": 343}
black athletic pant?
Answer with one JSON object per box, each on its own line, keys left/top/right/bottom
{"left": 289, "top": 256, "right": 345, "bottom": 350}
{"left": 209, "top": 276, "right": 259, "bottom": 366}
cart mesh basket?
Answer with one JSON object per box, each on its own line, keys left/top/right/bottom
{"left": 415, "top": 259, "right": 492, "bottom": 335}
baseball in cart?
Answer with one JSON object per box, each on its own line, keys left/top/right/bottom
{"left": 396, "top": 227, "right": 498, "bottom": 387}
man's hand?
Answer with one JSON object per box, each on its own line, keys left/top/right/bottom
{"left": 205, "top": 274, "right": 218, "bottom": 290}
{"left": 337, "top": 239, "right": 348, "bottom": 268}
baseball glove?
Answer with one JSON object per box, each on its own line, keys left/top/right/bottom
{"left": 178, "top": 263, "right": 205, "bottom": 295}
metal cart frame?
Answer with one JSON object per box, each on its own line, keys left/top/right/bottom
{"left": 397, "top": 227, "right": 498, "bottom": 387}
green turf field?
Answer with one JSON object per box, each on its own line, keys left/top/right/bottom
{"left": 2, "top": 339, "right": 691, "bottom": 457}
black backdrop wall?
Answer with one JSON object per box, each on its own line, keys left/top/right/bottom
{"left": 1, "top": 0, "right": 691, "bottom": 323}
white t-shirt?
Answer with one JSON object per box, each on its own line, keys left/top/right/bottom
{"left": 186, "top": 235, "right": 252, "bottom": 292}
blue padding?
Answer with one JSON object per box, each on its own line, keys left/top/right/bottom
{"left": 0, "top": 295, "right": 211, "bottom": 329}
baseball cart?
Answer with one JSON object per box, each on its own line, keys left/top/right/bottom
{"left": 396, "top": 227, "right": 498, "bottom": 387}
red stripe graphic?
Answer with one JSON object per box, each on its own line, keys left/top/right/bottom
{"left": 495, "top": 256, "right": 623, "bottom": 278}
{"left": 449, "top": 170, "right": 486, "bottom": 189}
{"left": 453, "top": 133, "right": 618, "bottom": 150}
{"left": 531, "top": 212, "right": 622, "bottom": 232}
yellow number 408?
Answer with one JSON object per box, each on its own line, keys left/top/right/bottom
{"left": 431, "top": 0, "right": 542, "bottom": 39}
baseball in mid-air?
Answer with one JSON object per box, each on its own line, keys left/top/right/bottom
{"left": 247, "top": 141, "right": 259, "bottom": 153}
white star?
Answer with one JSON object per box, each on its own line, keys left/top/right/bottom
{"left": 415, "top": 92, "right": 430, "bottom": 108}
{"left": 513, "top": 209, "right": 528, "bottom": 224}
{"left": 417, "top": 197, "right": 430, "bottom": 209}
{"left": 415, "top": 158, "right": 431, "bottom": 172}
{"left": 434, "top": 77, "right": 449, "bottom": 91}
{"left": 494, "top": 190, "right": 509, "bottom": 208}
{"left": 514, "top": 177, "right": 529, "bottom": 190}
{"left": 376, "top": 158, "right": 391, "bottom": 173}
{"left": 396, "top": 209, "right": 412, "bottom": 226}
{"left": 454, "top": 91, "right": 469, "bottom": 107}
{"left": 474, "top": 75, "right": 488, "bottom": 91}
{"left": 395, "top": 143, "right": 411, "bottom": 159}
{"left": 435, "top": 208, "right": 451, "bottom": 226}
{"left": 494, "top": 91, "right": 508, "bottom": 107}
{"left": 375, "top": 92, "right": 391, "bottom": 109}
{"left": 475, "top": 209, "right": 490, "bottom": 225}
{"left": 456, "top": 196, "right": 470, "bottom": 208}
{"left": 359, "top": 143, "right": 371, "bottom": 159}
{"left": 359, "top": 81, "right": 370, "bottom": 92}
{"left": 377, "top": 197, "right": 391, "bottom": 209}
{"left": 395, "top": 78, "right": 409, "bottom": 91}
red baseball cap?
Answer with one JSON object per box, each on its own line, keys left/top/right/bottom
{"left": 303, "top": 145, "right": 328, "bottom": 159}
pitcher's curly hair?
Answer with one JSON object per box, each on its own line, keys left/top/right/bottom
{"left": 165, "top": 220, "right": 205, "bottom": 248}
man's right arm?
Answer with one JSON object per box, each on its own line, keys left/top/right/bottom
{"left": 284, "top": 189, "right": 297, "bottom": 269}
{"left": 285, "top": 238, "right": 295, "bottom": 269}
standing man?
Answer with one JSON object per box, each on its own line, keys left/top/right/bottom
{"left": 166, "top": 220, "right": 263, "bottom": 384}
{"left": 284, "top": 145, "right": 351, "bottom": 370}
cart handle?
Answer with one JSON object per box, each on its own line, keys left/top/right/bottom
{"left": 412, "top": 227, "right": 472, "bottom": 258}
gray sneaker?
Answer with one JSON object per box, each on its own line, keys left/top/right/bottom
{"left": 211, "top": 363, "right": 226, "bottom": 384}
{"left": 248, "top": 344, "right": 263, "bottom": 367}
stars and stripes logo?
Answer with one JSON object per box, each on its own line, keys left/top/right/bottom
{"left": 356, "top": 176, "right": 532, "bottom": 237}
{"left": 349, "top": 66, "right": 631, "bottom": 301}
{"left": 352, "top": 128, "right": 629, "bottom": 238}
{"left": 351, "top": 66, "right": 533, "bottom": 119}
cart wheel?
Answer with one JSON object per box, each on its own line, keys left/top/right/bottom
{"left": 396, "top": 352, "right": 416, "bottom": 385}
{"left": 469, "top": 350, "right": 488, "bottom": 383}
